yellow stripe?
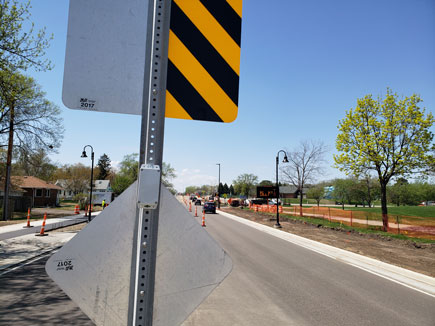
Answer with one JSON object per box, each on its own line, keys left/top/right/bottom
{"left": 226, "top": 0, "right": 242, "bottom": 18}
{"left": 168, "top": 31, "right": 238, "bottom": 122}
{"left": 165, "top": 91, "right": 192, "bottom": 120}
{"left": 174, "top": 0, "right": 240, "bottom": 75}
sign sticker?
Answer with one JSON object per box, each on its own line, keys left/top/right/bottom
{"left": 78, "top": 98, "right": 97, "bottom": 110}
{"left": 55, "top": 259, "right": 75, "bottom": 272}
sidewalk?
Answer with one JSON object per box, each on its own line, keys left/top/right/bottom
{"left": 0, "top": 212, "right": 100, "bottom": 241}
{"left": 0, "top": 232, "right": 77, "bottom": 274}
{"left": 0, "top": 212, "right": 100, "bottom": 274}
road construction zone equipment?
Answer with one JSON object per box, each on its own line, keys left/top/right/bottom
{"left": 23, "top": 208, "right": 33, "bottom": 228}
{"left": 195, "top": 206, "right": 198, "bottom": 217}
{"left": 189, "top": 201, "right": 192, "bottom": 212}
{"left": 36, "top": 213, "right": 48, "bottom": 236}
{"left": 202, "top": 210, "right": 206, "bottom": 227}
{"left": 74, "top": 205, "right": 80, "bottom": 214}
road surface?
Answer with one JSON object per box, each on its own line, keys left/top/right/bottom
{"left": 182, "top": 205, "right": 435, "bottom": 326}
{"left": 1, "top": 203, "right": 434, "bottom": 325}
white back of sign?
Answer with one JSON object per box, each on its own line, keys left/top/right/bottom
{"left": 45, "top": 183, "right": 232, "bottom": 325}
{"left": 62, "top": 0, "right": 147, "bottom": 115}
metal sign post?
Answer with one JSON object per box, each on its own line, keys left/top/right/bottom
{"left": 128, "top": 0, "right": 172, "bottom": 325}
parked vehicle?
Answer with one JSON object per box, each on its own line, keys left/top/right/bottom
{"left": 203, "top": 202, "right": 216, "bottom": 213}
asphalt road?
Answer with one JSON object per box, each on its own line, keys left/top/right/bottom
{"left": 0, "top": 253, "right": 93, "bottom": 326}
{"left": 1, "top": 204, "right": 434, "bottom": 325}
{"left": 182, "top": 205, "right": 435, "bottom": 326}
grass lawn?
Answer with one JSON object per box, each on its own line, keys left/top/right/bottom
{"left": 337, "top": 206, "right": 435, "bottom": 219}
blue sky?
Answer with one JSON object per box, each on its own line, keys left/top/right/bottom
{"left": 24, "top": 0, "right": 435, "bottom": 191}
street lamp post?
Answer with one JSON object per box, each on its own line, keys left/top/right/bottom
{"left": 275, "top": 150, "right": 289, "bottom": 228}
{"left": 216, "top": 163, "right": 221, "bottom": 209}
{"left": 81, "top": 145, "right": 94, "bottom": 222}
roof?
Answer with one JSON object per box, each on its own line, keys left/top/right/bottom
{"left": 94, "top": 180, "right": 111, "bottom": 191}
{"left": 279, "top": 186, "right": 307, "bottom": 194}
{"left": 11, "top": 176, "right": 63, "bottom": 190}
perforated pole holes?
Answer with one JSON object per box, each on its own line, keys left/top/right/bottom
{"left": 133, "top": 1, "right": 170, "bottom": 325}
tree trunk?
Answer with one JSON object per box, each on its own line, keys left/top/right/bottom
{"left": 380, "top": 182, "right": 389, "bottom": 231}
{"left": 299, "top": 188, "right": 303, "bottom": 207}
{"left": 3, "top": 105, "right": 15, "bottom": 221}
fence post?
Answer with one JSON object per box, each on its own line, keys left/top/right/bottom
{"left": 350, "top": 210, "right": 353, "bottom": 227}
{"left": 328, "top": 207, "right": 331, "bottom": 222}
{"left": 396, "top": 215, "right": 400, "bottom": 234}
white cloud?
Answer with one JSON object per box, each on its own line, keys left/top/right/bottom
{"left": 173, "top": 168, "right": 217, "bottom": 192}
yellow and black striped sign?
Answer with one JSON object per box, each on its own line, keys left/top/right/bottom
{"left": 165, "top": 0, "right": 242, "bottom": 123}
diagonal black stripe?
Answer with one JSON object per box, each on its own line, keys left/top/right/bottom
{"left": 167, "top": 60, "right": 223, "bottom": 122}
{"left": 199, "top": 0, "right": 241, "bottom": 46}
{"left": 170, "top": 2, "right": 239, "bottom": 106}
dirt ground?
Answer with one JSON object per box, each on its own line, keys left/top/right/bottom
{"left": 222, "top": 207, "right": 435, "bottom": 277}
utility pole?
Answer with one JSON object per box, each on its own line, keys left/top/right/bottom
{"left": 216, "top": 163, "right": 221, "bottom": 209}
{"left": 3, "top": 104, "right": 15, "bottom": 221}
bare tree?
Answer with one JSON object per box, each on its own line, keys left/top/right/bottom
{"left": 281, "top": 140, "right": 327, "bottom": 207}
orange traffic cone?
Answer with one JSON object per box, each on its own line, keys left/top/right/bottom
{"left": 195, "top": 206, "right": 198, "bottom": 217}
{"left": 202, "top": 210, "right": 206, "bottom": 227}
{"left": 74, "top": 205, "right": 80, "bottom": 214}
{"left": 23, "top": 208, "right": 33, "bottom": 228}
{"left": 36, "top": 213, "right": 48, "bottom": 236}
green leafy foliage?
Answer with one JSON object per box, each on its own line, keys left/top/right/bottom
{"left": 96, "top": 153, "right": 111, "bottom": 180}
{"left": 334, "top": 89, "right": 434, "bottom": 229}
{"left": 233, "top": 173, "right": 258, "bottom": 198}
{"left": 0, "top": 0, "right": 53, "bottom": 71}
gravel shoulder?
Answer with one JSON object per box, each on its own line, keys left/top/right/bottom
{"left": 221, "top": 207, "right": 435, "bottom": 277}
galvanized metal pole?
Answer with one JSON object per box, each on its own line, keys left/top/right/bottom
{"left": 128, "top": 0, "right": 171, "bottom": 325}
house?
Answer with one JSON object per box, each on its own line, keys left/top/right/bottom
{"left": 11, "top": 176, "right": 63, "bottom": 207}
{"left": 0, "top": 182, "right": 28, "bottom": 214}
{"left": 92, "top": 180, "right": 114, "bottom": 205}
{"left": 279, "top": 185, "right": 307, "bottom": 199}
{"left": 55, "top": 179, "right": 77, "bottom": 200}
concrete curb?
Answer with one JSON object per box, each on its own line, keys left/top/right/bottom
{"left": 217, "top": 210, "right": 435, "bottom": 297}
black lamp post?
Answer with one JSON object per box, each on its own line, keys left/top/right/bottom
{"left": 81, "top": 145, "right": 94, "bottom": 222}
{"left": 275, "top": 150, "right": 289, "bottom": 228}
{"left": 216, "top": 163, "right": 221, "bottom": 209}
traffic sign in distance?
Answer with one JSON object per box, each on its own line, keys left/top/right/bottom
{"left": 165, "top": 0, "right": 243, "bottom": 122}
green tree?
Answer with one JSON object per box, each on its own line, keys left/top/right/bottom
{"left": 222, "top": 183, "right": 229, "bottom": 194}
{"left": 111, "top": 153, "right": 139, "bottom": 195}
{"left": 0, "top": 0, "right": 53, "bottom": 71}
{"left": 332, "top": 178, "right": 354, "bottom": 210}
{"left": 417, "top": 182, "right": 435, "bottom": 206}
{"left": 162, "top": 162, "right": 176, "bottom": 194}
{"left": 218, "top": 182, "right": 224, "bottom": 196}
{"left": 185, "top": 186, "right": 197, "bottom": 195}
{"left": 229, "top": 184, "right": 235, "bottom": 196}
{"left": 96, "top": 153, "right": 111, "bottom": 180}
{"left": 334, "top": 89, "right": 434, "bottom": 230}
{"left": 111, "top": 154, "right": 177, "bottom": 195}
{"left": 306, "top": 183, "right": 325, "bottom": 207}
{"left": 258, "top": 180, "right": 273, "bottom": 186}
{"left": 233, "top": 173, "right": 258, "bottom": 198}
